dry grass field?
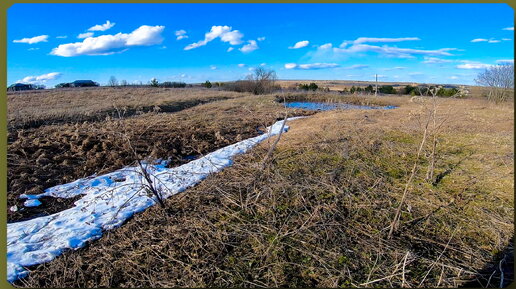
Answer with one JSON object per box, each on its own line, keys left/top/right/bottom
{"left": 7, "top": 87, "right": 514, "bottom": 287}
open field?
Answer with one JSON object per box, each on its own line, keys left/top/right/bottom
{"left": 276, "top": 80, "right": 490, "bottom": 97}
{"left": 7, "top": 87, "right": 245, "bottom": 130}
{"left": 7, "top": 87, "right": 514, "bottom": 287}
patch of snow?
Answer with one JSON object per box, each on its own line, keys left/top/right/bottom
{"left": 10, "top": 205, "right": 18, "bottom": 212}
{"left": 23, "top": 199, "right": 42, "bottom": 207}
{"left": 7, "top": 117, "right": 303, "bottom": 283}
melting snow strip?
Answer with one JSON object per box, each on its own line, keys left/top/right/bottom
{"left": 7, "top": 117, "right": 303, "bottom": 283}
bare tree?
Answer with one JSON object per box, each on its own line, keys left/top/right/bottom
{"left": 475, "top": 64, "right": 514, "bottom": 102}
{"left": 108, "top": 76, "right": 119, "bottom": 87}
{"left": 246, "top": 67, "right": 278, "bottom": 95}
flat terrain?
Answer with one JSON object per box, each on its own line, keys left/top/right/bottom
{"left": 7, "top": 87, "right": 514, "bottom": 287}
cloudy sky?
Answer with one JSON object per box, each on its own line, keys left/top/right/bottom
{"left": 7, "top": 3, "right": 514, "bottom": 87}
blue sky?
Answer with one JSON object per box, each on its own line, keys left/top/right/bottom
{"left": 7, "top": 3, "right": 514, "bottom": 87}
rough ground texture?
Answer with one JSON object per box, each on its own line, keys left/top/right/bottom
{"left": 7, "top": 90, "right": 313, "bottom": 222}
{"left": 12, "top": 94, "right": 513, "bottom": 288}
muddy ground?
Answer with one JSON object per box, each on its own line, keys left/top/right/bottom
{"left": 7, "top": 90, "right": 313, "bottom": 222}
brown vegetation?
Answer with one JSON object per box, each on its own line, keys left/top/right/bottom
{"left": 12, "top": 92, "right": 513, "bottom": 287}
{"left": 7, "top": 91, "right": 314, "bottom": 222}
{"left": 7, "top": 87, "right": 244, "bottom": 130}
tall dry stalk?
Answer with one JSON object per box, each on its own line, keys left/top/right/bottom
{"left": 387, "top": 110, "right": 431, "bottom": 238}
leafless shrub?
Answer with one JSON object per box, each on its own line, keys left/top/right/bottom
{"left": 225, "top": 67, "right": 280, "bottom": 95}
{"left": 475, "top": 64, "right": 514, "bottom": 102}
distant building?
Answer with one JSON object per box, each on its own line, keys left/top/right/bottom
{"left": 7, "top": 83, "right": 36, "bottom": 91}
{"left": 71, "top": 80, "right": 99, "bottom": 87}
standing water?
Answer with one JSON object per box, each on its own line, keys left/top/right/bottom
{"left": 284, "top": 101, "right": 396, "bottom": 111}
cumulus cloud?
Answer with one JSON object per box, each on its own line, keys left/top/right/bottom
{"left": 51, "top": 25, "right": 165, "bottom": 57}
{"left": 289, "top": 40, "right": 309, "bottom": 49}
{"left": 456, "top": 61, "right": 492, "bottom": 69}
{"left": 284, "top": 63, "right": 339, "bottom": 70}
{"left": 503, "top": 27, "right": 514, "bottom": 31}
{"left": 240, "top": 40, "right": 259, "bottom": 53}
{"left": 227, "top": 47, "right": 234, "bottom": 52}
{"left": 175, "top": 29, "right": 188, "bottom": 40}
{"left": 318, "top": 43, "right": 332, "bottom": 49}
{"left": 17, "top": 72, "right": 62, "bottom": 84}
{"left": 13, "top": 35, "right": 48, "bottom": 44}
{"left": 88, "top": 20, "right": 116, "bottom": 32}
{"left": 422, "top": 57, "right": 453, "bottom": 64}
{"left": 77, "top": 32, "right": 94, "bottom": 39}
{"left": 184, "top": 25, "right": 243, "bottom": 50}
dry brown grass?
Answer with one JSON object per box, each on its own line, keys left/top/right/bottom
{"left": 14, "top": 95, "right": 513, "bottom": 287}
{"left": 7, "top": 87, "right": 244, "bottom": 129}
{"left": 7, "top": 93, "right": 314, "bottom": 222}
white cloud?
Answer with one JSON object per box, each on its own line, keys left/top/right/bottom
{"left": 318, "top": 43, "right": 332, "bottom": 49}
{"left": 240, "top": 40, "right": 259, "bottom": 53}
{"left": 503, "top": 27, "right": 514, "bottom": 31}
{"left": 456, "top": 61, "right": 492, "bottom": 69}
{"left": 502, "top": 38, "right": 512, "bottom": 41}
{"left": 210, "top": 65, "right": 217, "bottom": 70}
{"left": 472, "top": 38, "right": 505, "bottom": 43}
{"left": 343, "top": 64, "right": 368, "bottom": 70}
{"left": 422, "top": 57, "right": 453, "bottom": 64}
{"left": 227, "top": 47, "right": 234, "bottom": 52}
{"left": 260, "top": 63, "right": 267, "bottom": 66}
{"left": 333, "top": 43, "right": 455, "bottom": 58}
{"left": 257, "top": 37, "right": 266, "bottom": 41}
{"left": 77, "top": 32, "right": 94, "bottom": 39}
{"left": 382, "top": 66, "right": 407, "bottom": 71}
{"left": 13, "top": 35, "right": 48, "bottom": 44}
{"left": 284, "top": 63, "right": 339, "bottom": 70}
{"left": 352, "top": 37, "right": 420, "bottom": 44}
{"left": 496, "top": 59, "right": 514, "bottom": 64}
{"left": 17, "top": 72, "right": 62, "bottom": 84}
{"left": 238, "top": 63, "right": 246, "bottom": 67}
{"left": 27, "top": 48, "right": 40, "bottom": 51}
{"left": 449, "top": 76, "right": 459, "bottom": 80}
{"left": 88, "top": 20, "right": 116, "bottom": 32}
{"left": 184, "top": 25, "right": 243, "bottom": 50}
{"left": 56, "top": 35, "right": 68, "bottom": 39}
{"left": 175, "top": 29, "right": 188, "bottom": 40}
{"left": 51, "top": 25, "right": 165, "bottom": 57}
{"left": 289, "top": 40, "right": 309, "bottom": 49}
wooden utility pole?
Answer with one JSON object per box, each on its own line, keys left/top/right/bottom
{"left": 374, "top": 74, "right": 378, "bottom": 97}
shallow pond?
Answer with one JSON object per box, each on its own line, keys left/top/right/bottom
{"left": 285, "top": 101, "right": 396, "bottom": 111}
